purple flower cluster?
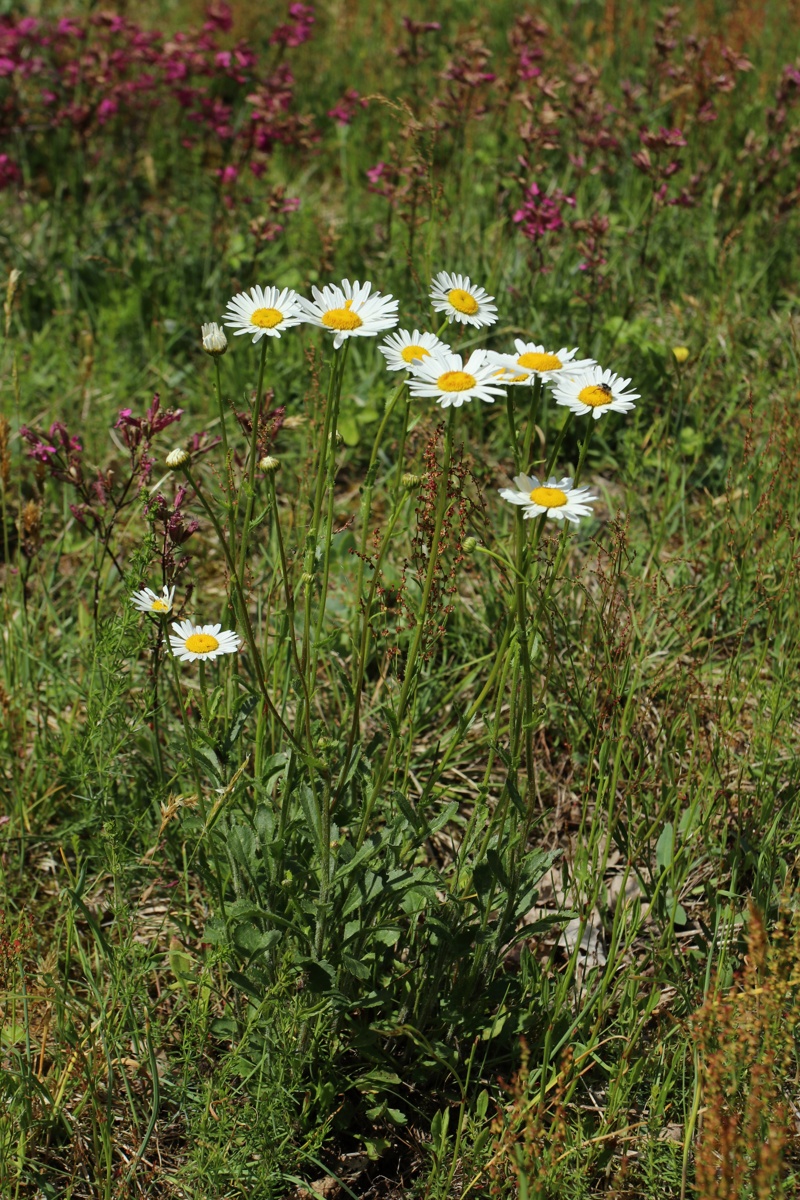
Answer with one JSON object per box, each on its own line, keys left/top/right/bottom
{"left": 512, "top": 180, "right": 576, "bottom": 244}
{"left": 21, "top": 395, "right": 183, "bottom": 512}
{"left": 270, "top": 4, "right": 315, "bottom": 49}
{"left": 328, "top": 88, "right": 366, "bottom": 127}
{"left": 0, "top": 2, "right": 317, "bottom": 191}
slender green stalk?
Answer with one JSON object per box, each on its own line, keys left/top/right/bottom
{"left": 237, "top": 336, "right": 269, "bottom": 586}
{"left": 394, "top": 407, "right": 456, "bottom": 726}
{"left": 506, "top": 390, "right": 522, "bottom": 474}
{"left": 301, "top": 349, "right": 344, "bottom": 677}
{"left": 572, "top": 417, "right": 594, "bottom": 486}
{"left": 514, "top": 509, "right": 537, "bottom": 815}
{"left": 545, "top": 411, "right": 574, "bottom": 478}
{"left": 267, "top": 473, "right": 313, "bottom": 753}
{"left": 335, "top": 488, "right": 409, "bottom": 805}
{"left": 166, "top": 638, "right": 227, "bottom": 915}
{"left": 213, "top": 355, "right": 236, "bottom": 553}
{"left": 352, "top": 377, "right": 408, "bottom": 656}
{"left": 214, "top": 356, "right": 229, "bottom": 476}
{"left": 457, "top": 627, "right": 516, "bottom": 886}
{"left": 522, "top": 375, "right": 543, "bottom": 468}
{"left": 167, "top": 644, "right": 207, "bottom": 821}
{"left": 390, "top": 390, "right": 411, "bottom": 510}
{"left": 357, "top": 407, "right": 456, "bottom": 846}
{"left": 180, "top": 461, "right": 298, "bottom": 750}
{"left": 313, "top": 777, "right": 332, "bottom": 960}
{"left": 312, "top": 343, "right": 350, "bottom": 672}
{"left": 417, "top": 615, "right": 514, "bottom": 809}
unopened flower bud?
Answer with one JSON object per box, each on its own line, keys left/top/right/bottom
{"left": 672, "top": 345, "right": 689, "bottom": 364}
{"left": 402, "top": 472, "right": 422, "bottom": 488}
{"left": 201, "top": 322, "right": 228, "bottom": 356}
{"left": 166, "top": 448, "right": 189, "bottom": 468}
{"left": 462, "top": 537, "right": 478, "bottom": 553}
{"left": 258, "top": 455, "right": 280, "bottom": 473}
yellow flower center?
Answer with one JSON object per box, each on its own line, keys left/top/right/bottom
{"left": 251, "top": 307, "right": 284, "bottom": 329}
{"left": 517, "top": 351, "right": 562, "bottom": 372}
{"left": 529, "top": 486, "right": 568, "bottom": 507}
{"left": 401, "top": 344, "right": 430, "bottom": 363}
{"left": 184, "top": 633, "right": 220, "bottom": 654}
{"left": 151, "top": 599, "right": 169, "bottom": 612}
{"left": 322, "top": 298, "right": 363, "bottom": 331}
{"left": 578, "top": 383, "right": 613, "bottom": 407}
{"left": 437, "top": 370, "right": 476, "bottom": 392}
{"left": 447, "top": 288, "right": 479, "bottom": 316}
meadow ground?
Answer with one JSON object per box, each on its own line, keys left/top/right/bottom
{"left": 1, "top": 1, "right": 800, "bottom": 1196}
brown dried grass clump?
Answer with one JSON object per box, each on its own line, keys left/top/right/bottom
{"left": 693, "top": 904, "right": 800, "bottom": 1200}
{"left": 486, "top": 1040, "right": 573, "bottom": 1197}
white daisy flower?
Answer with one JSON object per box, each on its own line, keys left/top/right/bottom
{"left": 169, "top": 620, "right": 240, "bottom": 662}
{"left": 379, "top": 329, "right": 451, "bottom": 373}
{"left": 552, "top": 366, "right": 639, "bottom": 420}
{"left": 489, "top": 341, "right": 596, "bottom": 386}
{"left": 407, "top": 350, "right": 507, "bottom": 409}
{"left": 499, "top": 474, "right": 597, "bottom": 523}
{"left": 222, "top": 285, "right": 305, "bottom": 343}
{"left": 429, "top": 271, "right": 498, "bottom": 328}
{"left": 300, "top": 279, "right": 398, "bottom": 349}
{"left": 131, "top": 585, "right": 175, "bottom": 615}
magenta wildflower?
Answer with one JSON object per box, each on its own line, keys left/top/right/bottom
{"left": 512, "top": 182, "right": 575, "bottom": 243}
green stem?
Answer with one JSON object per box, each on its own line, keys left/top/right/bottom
{"left": 181, "top": 462, "right": 298, "bottom": 750}
{"left": 301, "top": 350, "right": 343, "bottom": 677}
{"left": 167, "top": 645, "right": 227, "bottom": 914}
{"left": 545, "top": 411, "right": 574, "bottom": 479}
{"left": 395, "top": 407, "right": 456, "bottom": 724}
{"left": 268, "top": 474, "right": 314, "bottom": 752}
{"left": 522, "top": 376, "right": 543, "bottom": 468}
{"left": 419, "top": 615, "right": 514, "bottom": 807}
{"left": 237, "top": 336, "right": 269, "bottom": 586}
{"left": 313, "top": 777, "right": 332, "bottom": 960}
{"left": 514, "top": 510, "right": 536, "bottom": 816}
{"left": 352, "top": 377, "right": 408, "bottom": 657}
{"left": 168, "top": 645, "right": 207, "bottom": 819}
{"left": 390, "top": 390, "right": 411, "bottom": 510}
{"left": 357, "top": 408, "right": 456, "bottom": 846}
{"left": 312, "top": 343, "right": 350, "bottom": 672}
{"left": 214, "top": 356, "right": 235, "bottom": 554}
{"left": 506, "top": 390, "right": 522, "bottom": 474}
{"left": 335, "top": 489, "right": 409, "bottom": 806}
{"left": 572, "top": 418, "right": 594, "bottom": 486}
{"left": 214, "top": 357, "right": 229, "bottom": 475}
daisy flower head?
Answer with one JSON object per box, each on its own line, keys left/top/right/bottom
{"left": 379, "top": 329, "right": 451, "bottom": 373}
{"left": 131, "top": 584, "right": 175, "bottom": 615}
{"left": 222, "top": 285, "right": 305, "bottom": 343}
{"left": 490, "top": 341, "right": 596, "bottom": 386}
{"left": 201, "top": 322, "right": 227, "bottom": 356}
{"left": 499, "top": 474, "right": 597, "bottom": 524}
{"left": 429, "top": 271, "right": 498, "bottom": 328}
{"left": 301, "top": 279, "right": 398, "bottom": 349}
{"left": 169, "top": 620, "right": 240, "bottom": 663}
{"left": 552, "top": 366, "right": 639, "bottom": 421}
{"left": 407, "top": 349, "right": 507, "bottom": 409}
